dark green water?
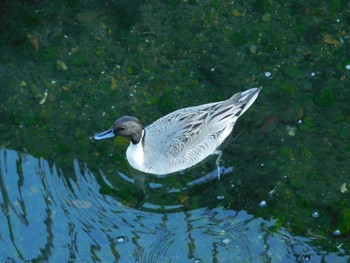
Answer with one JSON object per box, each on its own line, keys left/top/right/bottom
{"left": 1, "top": 0, "right": 350, "bottom": 262}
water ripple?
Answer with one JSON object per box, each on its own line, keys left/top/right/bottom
{"left": 0, "top": 148, "right": 347, "bottom": 262}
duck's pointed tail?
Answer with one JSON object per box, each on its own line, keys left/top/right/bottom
{"left": 229, "top": 87, "right": 262, "bottom": 118}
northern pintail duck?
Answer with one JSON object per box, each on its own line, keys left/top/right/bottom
{"left": 94, "top": 87, "right": 261, "bottom": 176}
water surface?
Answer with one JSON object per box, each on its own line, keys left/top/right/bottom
{"left": 1, "top": 0, "right": 350, "bottom": 261}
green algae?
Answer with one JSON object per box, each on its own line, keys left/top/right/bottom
{"left": 314, "top": 87, "right": 337, "bottom": 107}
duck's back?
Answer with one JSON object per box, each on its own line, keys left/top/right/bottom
{"left": 141, "top": 104, "right": 239, "bottom": 173}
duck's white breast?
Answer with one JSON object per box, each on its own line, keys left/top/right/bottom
{"left": 126, "top": 142, "right": 146, "bottom": 172}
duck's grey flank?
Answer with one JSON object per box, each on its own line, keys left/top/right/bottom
{"left": 93, "top": 87, "right": 261, "bottom": 175}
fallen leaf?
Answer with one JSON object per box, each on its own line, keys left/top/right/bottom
{"left": 75, "top": 11, "right": 100, "bottom": 24}
{"left": 27, "top": 34, "right": 40, "bottom": 54}
{"left": 111, "top": 76, "right": 118, "bottom": 90}
{"left": 57, "top": 60, "right": 68, "bottom": 71}
{"left": 323, "top": 34, "right": 340, "bottom": 45}
{"left": 232, "top": 9, "right": 242, "bottom": 17}
{"left": 179, "top": 195, "right": 189, "bottom": 204}
{"left": 260, "top": 115, "right": 279, "bottom": 133}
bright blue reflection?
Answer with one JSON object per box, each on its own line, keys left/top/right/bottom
{"left": 0, "top": 148, "right": 347, "bottom": 262}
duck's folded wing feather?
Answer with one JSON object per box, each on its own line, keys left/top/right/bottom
{"left": 150, "top": 90, "right": 257, "bottom": 159}
{"left": 205, "top": 99, "right": 246, "bottom": 132}
{"left": 163, "top": 110, "right": 210, "bottom": 157}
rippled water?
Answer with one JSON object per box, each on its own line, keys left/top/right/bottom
{"left": 0, "top": 148, "right": 347, "bottom": 262}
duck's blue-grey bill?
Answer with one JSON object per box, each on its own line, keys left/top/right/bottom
{"left": 93, "top": 129, "right": 115, "bottom": 140}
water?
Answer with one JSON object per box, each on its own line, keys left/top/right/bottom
{"left": 0, "top": 148, "right": 346, "bottom": 262}
{"left": 1, "top": 0, "right": 350, "bottom": 261}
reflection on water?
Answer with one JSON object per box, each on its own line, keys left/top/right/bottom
{"left": 113, "top": 165, "right": 234, "bottom": 211}
{"left": 0, "top": 148, "right": 347, "bottom": 262}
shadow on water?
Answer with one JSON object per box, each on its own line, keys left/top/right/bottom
{"left": 0, "top": 148, "right": 347, "bottom": 262}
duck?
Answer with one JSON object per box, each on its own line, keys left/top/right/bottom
{"left": 93, "top": 87, "right": 261, "bottom": 176}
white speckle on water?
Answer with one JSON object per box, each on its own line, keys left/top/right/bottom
{"left": 264, "top": 71, "right": 272, "bottom": 77}
{"left": 39, "top": 90, "right": 48, "bottom": 105}
{"left": 311, "top": 72, "right": 316, "bottom": 77}
{"left": 333, "top": 229, "right": 341, "bottom": 236}
{"left": 345, "top": 65, "right": 350, "bottom": 70}
{"left": 222, "top": 238, "right": 230, "bottom": 245}
{"left": 259, "top": 200, "right": 267, "bottom": 207}
{"left": 312, "top": 211, "right": 319, "bottom": 218}
{"left": 116, "top": 236, "right": 129, "bottom": 244}
{"left": 116, "top": 237, "right": 125, "bottom": 243}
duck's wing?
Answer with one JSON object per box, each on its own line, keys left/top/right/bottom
{"left": 152, "top": 101, "right": 231, "bottom": 158}
{"left": 162, "top": 109, "right": 211, "bottom": 157}
{"left": 148, "top": 87, "right": 261, "bottom": 159}
{"left": 204, "top": 88, "right": 260, "bottom": 133}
